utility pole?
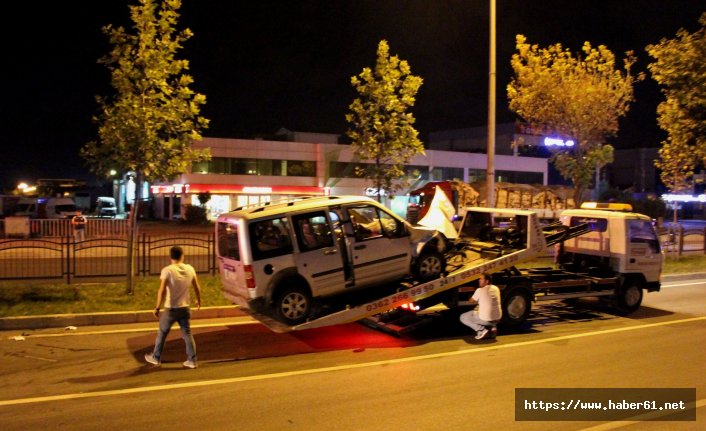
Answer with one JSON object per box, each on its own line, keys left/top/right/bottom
{"left": 486, "top": 0, "right": 496, "bottom": 208}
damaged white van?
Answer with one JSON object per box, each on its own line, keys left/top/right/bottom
{"left": 216, "top": 196, "right": 448, "bottom": 325}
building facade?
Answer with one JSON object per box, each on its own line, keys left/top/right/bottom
{"left": 150, "top": 136, "right": 548, "bottom": 220}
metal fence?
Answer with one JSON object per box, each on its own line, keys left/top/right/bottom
{"left": 656, "top": 225, "right": 706, "bottom": 257}
{"left": 0, "top": 218, "right": 129, "bottom": 238}
{"left": 0, "top": 232, "right": 216, "bottom": 284}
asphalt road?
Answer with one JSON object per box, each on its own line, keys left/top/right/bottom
{"left": 1, "top": 280, "right": 704, "bottom": 431}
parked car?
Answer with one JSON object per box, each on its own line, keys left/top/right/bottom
{"left": 95, "top": 197, "right": 117, "bottom": 218}
{"left": 216, "top": 196, "right": 449, "bottom": 325}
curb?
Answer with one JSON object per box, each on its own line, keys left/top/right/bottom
{"left": 660, "top": 272, "right": 706, "bottom": 282}
{"left": 0, "top": 306, "right": 245, "bottom": 331}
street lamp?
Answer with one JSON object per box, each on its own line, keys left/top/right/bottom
{"left": 486, "top": 0, "right": 496, "bottom": 208}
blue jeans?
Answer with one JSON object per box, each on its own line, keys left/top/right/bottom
{"left": 151, "top": 307, "right": 196, "bottom": 362}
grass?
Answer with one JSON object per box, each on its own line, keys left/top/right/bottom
{"left": 1, "top": 255, "right": 705, "bottom": 318}
{"left": 0, "top": 275, "right": 231, "bottom": 318}
{"left": 517, "top": 253, "right": 706, "bottom": 274}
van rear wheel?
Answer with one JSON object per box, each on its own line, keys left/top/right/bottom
{"left": 274, "top": 283, "right": 312, "bottom": 325}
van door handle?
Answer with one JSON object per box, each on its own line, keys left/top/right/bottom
{"left": 354, "top": 244, "right": 366, "bottom": 250}
{"left": 323, "top": 249, "right": 338, "bottom": 255}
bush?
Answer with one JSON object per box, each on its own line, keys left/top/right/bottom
{"left": 183, "top": 204, "right": 208, "bottom": 224}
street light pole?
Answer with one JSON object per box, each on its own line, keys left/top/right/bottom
{"left": 486, "top": 0, "right": 496, "bottom": 208}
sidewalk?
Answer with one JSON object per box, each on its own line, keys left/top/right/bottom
{"left": 1, "top": 272, "right": 704, "bottom": 331}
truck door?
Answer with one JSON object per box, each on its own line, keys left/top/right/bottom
{"left": 626, "top": 219, "right": 662, "bottom": 281}
{"left": 292, "top": 211, "right": 346, "bottom": 297}
{"left": 344, "top": 204, "right": 411, "bottom": 288}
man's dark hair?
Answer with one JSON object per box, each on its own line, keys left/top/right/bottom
{"left": 481, "top": 272, "right": 493, "bottom": 283}
{"left": 170, "top": 246, "right": 184, "bottom": 261}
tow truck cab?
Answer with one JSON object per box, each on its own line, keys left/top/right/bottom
{"left": 558, "top": 203, "right": 662, "bottom": 292}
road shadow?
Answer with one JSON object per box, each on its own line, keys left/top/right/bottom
{"left": 118, "top": 299, "right": 676, "bottom": 371}
{"left": 125, "top": 320, "right": 421, "bottom": 366}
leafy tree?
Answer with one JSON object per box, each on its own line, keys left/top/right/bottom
{"left": 346, "top": 40, "right": 424, "bottom": 201}
{"left": 507, "top": 35, "right": 643, "bottom": 205}
{"left": 81, "top": 0, "right": 210, "bottom": 293}
{"left": 647, "top": 12, "right": 706, "bottom": 202}
{"left": 197, "top": 191, "right": 212, "bottom": 206}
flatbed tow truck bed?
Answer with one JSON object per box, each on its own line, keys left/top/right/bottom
{"left": 246, "top": 207, "right": 592, "bottom": 333}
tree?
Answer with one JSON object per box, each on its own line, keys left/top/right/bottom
{"left": 647, "top": 12, "right": 706, "bottom": 206}
{"left": 346, "top": 40, "right": 424, "bottom": 201}
{"left": 81, "top": 0, "right": 210, "bottom": 293}
{"left": 197, "top": 191, "right": 211, "bottom": 206}
{"left": 507, "top": 35, "right": 643, "bottom": 205}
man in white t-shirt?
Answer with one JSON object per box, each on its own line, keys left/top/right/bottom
{"left": 145, "top": 246, "right": 202, "bottom": 368}
{"left": 460, "top": 272, "right": 502, "bottom": 340}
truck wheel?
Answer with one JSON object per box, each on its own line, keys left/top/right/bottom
{"left": 274, "top": 283, "right": 312, "bottom": 325}
{"left": 414, "top": 250, "right": 445, "bottom": 282}
{"left": 502, "top": 289, "right": 532, "bottom": 327}
{"left": 616, "top": 280, "right": 643, "bottom": 314}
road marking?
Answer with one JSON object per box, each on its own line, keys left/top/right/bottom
{"left": 0, "top": 315, "right": 704, "bottom": 407}
{"left": 577, "top": 398, "right": 706, "bottom": 430}
{"left": 6, "top": 319, "right": 258, "bottom": 339}
{"left": 662, "top": 280, "right": 706, "bottom": 288}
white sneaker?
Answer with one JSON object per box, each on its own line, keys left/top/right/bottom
{"left": 144, "top": 353, "right": 161, "bottom": 365}
{"left": 474, "top": 328, "right": 489, "bottom": 340}
{"left": 183, "top": 359, "right": 197, "bottom": 369}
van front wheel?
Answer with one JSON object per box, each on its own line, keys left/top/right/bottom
{"left": 274, "top": 283, "right": 312, "bottom": 325}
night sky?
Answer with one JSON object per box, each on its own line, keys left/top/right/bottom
{"left": 2, "top": 0, "right": 704, "bottom": 190}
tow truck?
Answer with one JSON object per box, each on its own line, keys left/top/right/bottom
{"left": 217, "top": 202, "right": 662, "bottom": 334}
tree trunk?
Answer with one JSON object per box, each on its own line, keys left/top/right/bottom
{"left": 125, "top": 173, "right": 142, "bottom": 295}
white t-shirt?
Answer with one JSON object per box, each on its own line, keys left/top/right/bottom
{"left": 472, "top": 284, "right": 502, "bottom": 322}
{"left": 160, "top": 263, "right": 196, "bottom": 308}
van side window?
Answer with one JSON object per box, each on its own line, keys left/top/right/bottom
{"left": 347, "top": 205, "right": 403, "bottom": 240}
{"left": 249, "top": 217, "right": 292, "bottom": 260}
{"left": 293, "top": 212, "right": 333, "bottom": 251}
{"left": 571, "top": 217, "right": 607, "bottom": 232}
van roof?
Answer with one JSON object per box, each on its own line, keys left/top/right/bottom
{"left": 218, "top": 195, "right": 379, "bottom": 221}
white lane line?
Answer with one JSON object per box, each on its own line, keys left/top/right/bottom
{"left": 0, "top": 316, "right": 704, "bottom": 407}
{"left": 662, "top": 280, "right": 706, "bottom": 288}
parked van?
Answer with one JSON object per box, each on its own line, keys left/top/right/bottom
{"left": 216, "top": 196, "right": 448, "bottom": 325}
{"left": 95, "top": 197, "right": 117, "bottom": 218}
{"left": 14, "top": 197, "right": 43, "bottom": 218}
{"left": 45, "top": 197, "right": 78, "bottom": 219}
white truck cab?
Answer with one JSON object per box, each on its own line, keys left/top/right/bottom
{"left": 559, "top": 203, "right": 663, "bottom": 291}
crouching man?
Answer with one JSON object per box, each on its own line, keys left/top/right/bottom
{"left": 460, "top": 272, "right": 502, "bottom": 340}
